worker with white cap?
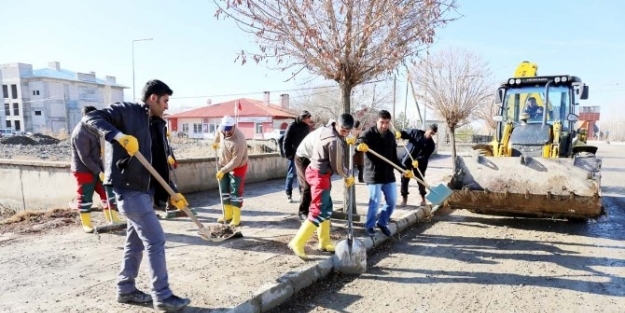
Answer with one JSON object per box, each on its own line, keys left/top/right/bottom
{"left": 211, "top": 115, "right": 249, "bottom": 226}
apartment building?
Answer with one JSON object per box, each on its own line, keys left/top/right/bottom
{"left": 0, "top": 61, "right": 127, "bottom": 134}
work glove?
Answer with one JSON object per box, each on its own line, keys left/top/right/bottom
{"left": 344, "top": 176, "right": 355, "bottom": 188}
{"left": 403, "top": 171, "right": 414, "bottom": 179}
{"left": 356, "top": 143, "right": 369, "bottom": 152}
{"left": 170, "top": 193, "right": 188, "bottom": 210}
{"left": 167, "top": 156, "right": 176, "bottom": 166}
{"left": 395, "top": 131, "right": 402, "bottom": 139}
{"left": 166, "top": 130, "right": 171, "bottom": 139}
{"left": 115, "top": 134, "right": 139, "bottom": 156}
{"left": 216, "top": 170, "right": 225, "bottom": 180}
{"left": 345, "top": 137, "right": 356, "bottom": 145}
{"left": 412, "top": 160, "right": 419, "bottom": 168}
{"left": 99, "top": 172, "right": 104, "bottom": 182}
{"left": 211, "top": 142, "right": 219, "bottom": 150}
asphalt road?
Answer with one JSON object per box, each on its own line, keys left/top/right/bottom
{"left": 271, "top": 142, "right": 625, "bottom": 313}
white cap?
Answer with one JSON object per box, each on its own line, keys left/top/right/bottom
{"left": 220, "top": 115, "right": 235, "bottom": 131}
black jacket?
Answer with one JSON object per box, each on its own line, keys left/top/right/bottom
{"left": 283, "top": 118, "right": 310, "bottom": 159}
{"left": 81, "top": 102, "right": 176, "bottom": 194}
{"left": 399, "top": 129, "right": 436, "bottom": 168}
{"left": 357, "top": 126, "right": 404, "bottom": 184}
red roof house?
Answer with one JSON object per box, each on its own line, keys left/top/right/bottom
{"left": 166, "top": 92, "right": 298, "bottom": 140}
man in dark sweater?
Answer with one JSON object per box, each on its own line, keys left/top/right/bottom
{"left": 397, "top": 123, "right": 437, "bottom": 207}
{"left": 82, "top": 80, "right": 190, "bottom": 311}
{"left": 356, "top": 110, "right": 411, "bottom": 237}
{"left": 282, "top": 110, "right": 312, "bottom": 202}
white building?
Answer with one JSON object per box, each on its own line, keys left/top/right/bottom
{"left": 0, "top": 61, "right": 127, "bottom": 134}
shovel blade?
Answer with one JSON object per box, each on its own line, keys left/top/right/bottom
{"left": 94, "top": 222, "right": 127, "bottom": 234}
{"left": 334, "top": 238, "right": 367, "bottom": 274}
{"left": 425, "top": 183, "right": 453, "bottom": 206}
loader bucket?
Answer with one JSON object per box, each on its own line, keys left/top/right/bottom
{"left": 446, "top": 154, "right": 603, "bottom": 220}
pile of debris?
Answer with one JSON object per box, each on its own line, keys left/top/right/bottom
{"left": 0, "top": 133, "right": 60, "bottom": 145}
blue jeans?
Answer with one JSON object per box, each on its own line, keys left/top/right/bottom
{"left": 114, "top": 190, "right": 172, "bottom": 302}
{"left": 285, "top": 158, "right": 296, "bottom": 196}
{"left": 365, "top": 182, "right": 397, "bottom": 229}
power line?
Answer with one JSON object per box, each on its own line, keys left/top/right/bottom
{"left": 169, "top": 84, "right": 339, "bottom": 100}
{"left": 168, "top": 78, "right": 388, "bottom": 100}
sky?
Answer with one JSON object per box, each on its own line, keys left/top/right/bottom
{"left": 2, "top": 0, "right": 625, "bottom": 123}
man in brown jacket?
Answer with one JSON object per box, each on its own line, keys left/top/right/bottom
{"left": 288, "top": 114, "right": 355, "bottom": 260}
{"left": 212, "top": 115, "right": 249, "bottom": 226}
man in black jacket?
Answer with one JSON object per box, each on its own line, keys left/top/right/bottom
{"left": 282, "top": 110, "right": 312, "bottom": 202}
{"left": 397, "top": 123, "right": 437, "bottom": 207}
{"left": 82, "top": 79, "right": 191, "bottom": 312}
{"left": 356, "top": 110, "right": 412, "bottom": 237}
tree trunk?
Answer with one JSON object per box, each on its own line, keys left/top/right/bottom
{"left": 341, "top": 83, "right": 353, "bottom": 114}
{"left": 449, "top": 124, "right": 457, "bottom": 173}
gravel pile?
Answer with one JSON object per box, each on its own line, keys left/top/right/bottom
{"left": 0, "top": 137, "right": 277, "bottom": 161}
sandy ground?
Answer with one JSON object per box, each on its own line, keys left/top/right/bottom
{"left": 0, "top": 155, "right": 451, "bottom": 312}
{"left": 271, "top": 142, "right": 625, "bottom": 313}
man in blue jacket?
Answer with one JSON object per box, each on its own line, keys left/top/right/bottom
{"left": 397, "top": 123, "right": 437, "bottom": 207}
{"left": 82, "top": 79, "right": 190, "bottom": 312}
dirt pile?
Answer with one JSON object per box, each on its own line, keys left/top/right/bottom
{"left": 0, "top": 208, "right": 78, "bottom": 234}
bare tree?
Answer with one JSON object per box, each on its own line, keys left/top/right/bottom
{"left": 473, "top": 98, "right": 498, "bottom": 134}
{"left": 410, "top": 47, "right": 493, "bottom": 170}
{"left": 289, "top": 81, "right": 392, "bottom": 126}
{"left": 213, "top": 0, "right": 459, "bottom": 114}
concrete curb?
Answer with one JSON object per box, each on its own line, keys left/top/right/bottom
{"left": 227, "top": 206, "right": 433, "bottom": 313}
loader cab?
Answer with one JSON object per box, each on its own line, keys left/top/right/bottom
{"left": 493, "top": 75, "right": 589, "bottom": 157}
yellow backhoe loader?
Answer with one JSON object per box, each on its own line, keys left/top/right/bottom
{"left": 445, "top": 61, "right": 603, "bottom": 220}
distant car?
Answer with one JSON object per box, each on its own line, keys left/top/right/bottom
{"left": 264, "top": 129, "right": 285, "bottom": 143}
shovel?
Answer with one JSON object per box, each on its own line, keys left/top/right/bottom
{"left": 390, "top": 122, "right": 444, "bottom": 207}
{"left": 364, "top": 147, "right": 453, "bottom": 206}
{"left": 334, "top": 137, "right": 367, "bottom": 274}
{"left": 94, "top": 137, "right": 127, "bottom": 233}
{"left": 209, "top": 154, "right": 242, "bottom": 242}
{"left": 134, "top": 151, "right": 214, "bottom": 241}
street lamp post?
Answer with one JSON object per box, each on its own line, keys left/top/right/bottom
{"left": 132, "top": 38, "right": 153, "bottom": 101}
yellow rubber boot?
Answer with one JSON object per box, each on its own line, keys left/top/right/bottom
{"left": 217, "top": 205, "right": 233, "bottom": 223}
{"left": 317, "top": 220, "right": 335, "bottom": 252}
{"left": 103, "top": 209, "right": 112, "bottom": 223}
{"left": 79, "top": 213, "right": 94, "bottom": 233}
{"left": 103, "top": 209, "right": 122, "bottom": 223}
{"left": 108, "top": 210, "right": 121, "bottom": 223}
{"left": 230, "top": 206, "right": 241, "bottom": 227}
{"left": 288, "top": 220, "right": 317, "bottom": 260}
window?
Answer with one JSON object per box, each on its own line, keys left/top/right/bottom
{"left": 255, "top": 122, "right": 263, "bottom": 134}
{"left": 79, "top": 86, "right": 97, "bottom": 101}
{"left": 5, "top": 120, "right": 10, "bottom": 128}
{"left": 10, "top": 85, "right": 17, "bottom": 99}
{"left": 193, "top": 123, "right": 202, "bottom": 134}
{"left": 2, "top": 85, "right": 7, "bottom": 98}
{"left": 182, "top": 123, "right": 189, "bottom": 133}
{"left": 13, "top": 103, "right": 19, "bottom": 116}
{"left": 32, "top": 90, "right": 40, "bottom": 96}
{"left": 35, "top": 110, "right": 42, "bottom": 116}
{"left": 14, "top": 120, "right": 20, "bottom": 131}
{"left": 502, "top": 85, "right": 571, "bottom": 128}
{"left": 4, "top": 103, "right": 9, "bottom": 116}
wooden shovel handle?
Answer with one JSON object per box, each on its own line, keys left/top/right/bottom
{"left": 134, "top": 151, "right": 205, "bottom": 229}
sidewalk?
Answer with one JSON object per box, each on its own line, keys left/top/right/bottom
{"left": 0, "top": 156, "right": 453, "bottom": 313}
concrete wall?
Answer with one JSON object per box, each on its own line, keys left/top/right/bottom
{"left": 0, "top": 154, "right": 287, "bottom": 212}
